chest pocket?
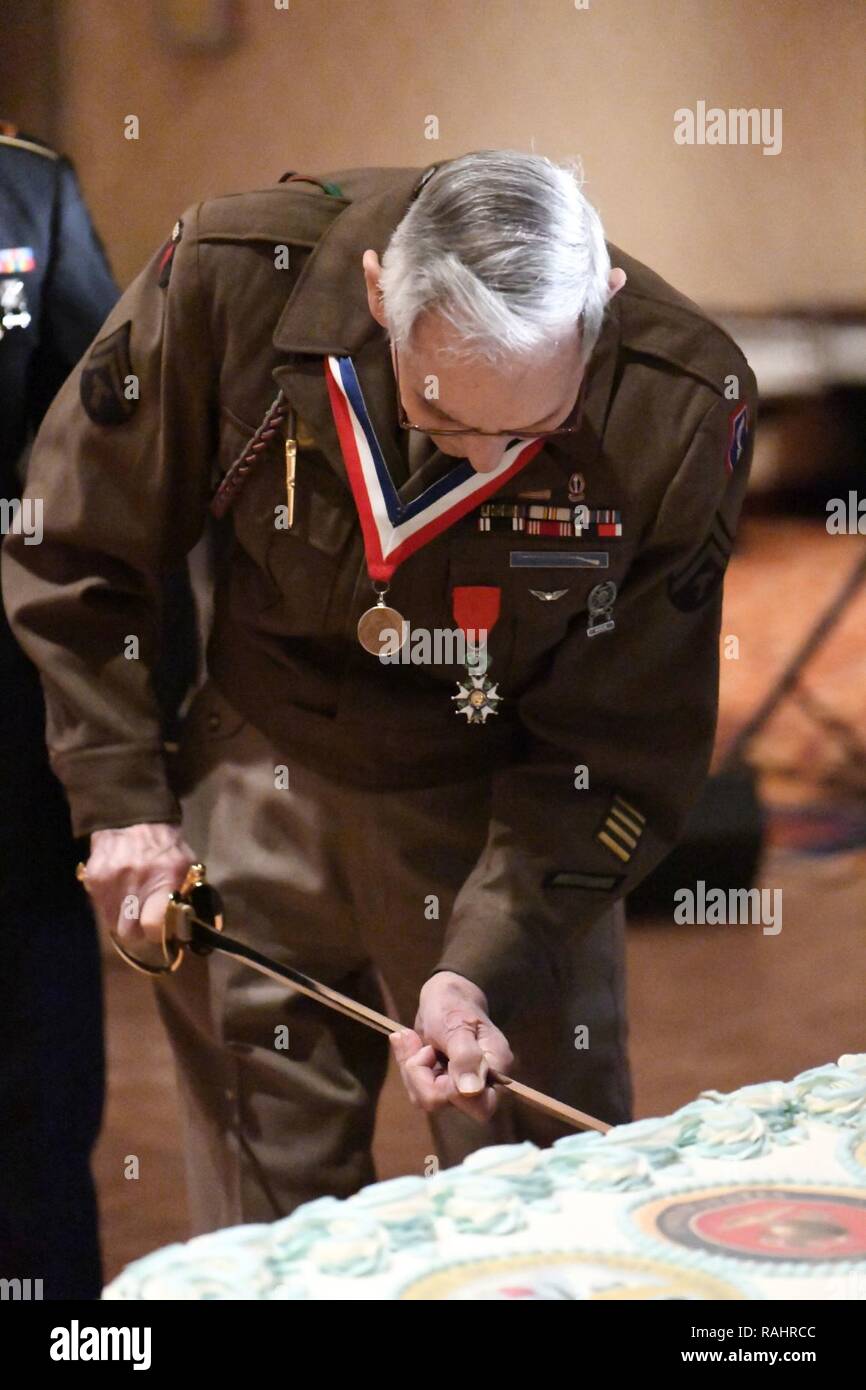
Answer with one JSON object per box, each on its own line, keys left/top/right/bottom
{"left": 448, "top": 527, "right": 634, "bottom": 695}
{"left": 219, "top": 408, "right": 359, "bottom": 633}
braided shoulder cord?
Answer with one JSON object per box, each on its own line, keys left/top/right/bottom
{"left": 210, "top": 391, "right": 293, "bottom": 518}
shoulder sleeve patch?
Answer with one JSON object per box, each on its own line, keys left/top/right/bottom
{"left": 725, "top": 402, "right": 750, "bottom": 476}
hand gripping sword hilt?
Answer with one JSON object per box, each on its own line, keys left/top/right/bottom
{"left": 110, "top": 863, "right": 225, "bottom": 976}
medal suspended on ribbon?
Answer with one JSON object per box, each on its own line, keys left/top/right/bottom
{"left": 451, "top": 585, "right": 503, "bottom": 725}
{"left": 356, "top": 584, "right": 406, "bottom": 656}
{"left": 324, "top": 355, "right": 543, "bottom": 658}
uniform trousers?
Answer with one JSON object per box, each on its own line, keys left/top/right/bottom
{"left": 156, "top": 679, "right": 633, "bottom": 1234}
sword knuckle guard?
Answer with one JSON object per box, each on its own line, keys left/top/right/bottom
{"left": 165, "top": 899, "right": 194, "bottom": 944}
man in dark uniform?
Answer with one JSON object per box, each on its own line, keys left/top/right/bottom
{"left": 3, "top": 150, "right": 757, "bottom": 1237}
{"left": 0, "top": 121, "right": 118, "bottom": 1298}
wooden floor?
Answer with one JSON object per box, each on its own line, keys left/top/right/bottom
{"left": 92, "top": 516, "right": 866, "bottom": 1284}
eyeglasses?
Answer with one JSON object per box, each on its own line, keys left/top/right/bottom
{"left": 392, "top": 344, "right": 586, "bottom": 439}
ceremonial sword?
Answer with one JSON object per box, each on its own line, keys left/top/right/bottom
{"left": 84, "top": 861, "right": 610, "bottom": 1136}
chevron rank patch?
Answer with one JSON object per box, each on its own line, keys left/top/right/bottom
{"left": 667, "top": 510, "right": 734, "bottom": 612}
{"left": 80, "top": 321, "right": 137, "bottom": 425}
{"left": 596, "top": 794, "right": 646, "bottom": 864}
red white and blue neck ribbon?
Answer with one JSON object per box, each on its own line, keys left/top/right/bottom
{"left": 324, "top": 355, "right": 544, "bottom": 581}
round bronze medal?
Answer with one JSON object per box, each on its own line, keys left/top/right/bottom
{"left": 357, "top": 604, "right": 407, "bottom": 656}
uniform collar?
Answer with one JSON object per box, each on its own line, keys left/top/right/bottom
{"left": 272, "top": 166, "right": 428, "bottom": 357}
{"left": 271, "top": 167, "right": 427, "bottom": 489}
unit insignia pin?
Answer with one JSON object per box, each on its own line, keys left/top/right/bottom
{"left": 568, "top": 471, "right": 586, "bottom": 502}
{"left": 587, "top": 580, "right": 617, "bottom": 637}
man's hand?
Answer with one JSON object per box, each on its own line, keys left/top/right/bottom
{"left": 83, "top": 823, "right": 196, "bottom": 945}
{"left": 389, "top": 971, "right": 514, "bottom": 1123}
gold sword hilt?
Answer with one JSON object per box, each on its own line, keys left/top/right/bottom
{"left": 107, "top": 863, "right": 224, "bottom": 977}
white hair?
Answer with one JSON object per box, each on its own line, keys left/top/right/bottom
{"left": 378, "top": 150, "right": 612, "bottom": 368}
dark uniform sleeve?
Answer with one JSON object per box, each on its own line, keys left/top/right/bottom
{"left": 1, "top": 202, "right": 215, "bottom": 837}
{"left": 433, "top": 380, "right": 757, "bottom": 1027}
{"left": 27, "top": 156, "right": 119, "bottom": 431}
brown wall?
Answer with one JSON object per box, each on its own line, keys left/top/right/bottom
{"left": 41, "top": 0, "right": 866, "bottom": 306}
{"left": 2, "top": 0, "right": 60, "bottom": 144}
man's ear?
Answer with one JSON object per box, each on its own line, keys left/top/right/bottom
{"left": 608, "top": 267, "right": 627, "bottom": 301}
{"left": 362, "top": 249, "right": 388, "bottom": 328}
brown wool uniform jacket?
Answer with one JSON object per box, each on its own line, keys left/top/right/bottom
{"left": 1, "top": 162, "right": 757, "bottom": 1024}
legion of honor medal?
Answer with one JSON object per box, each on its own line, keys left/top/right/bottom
{"left": 323, "top": 355, "right": 543, "bottom": 655}
{"left": 452, "top": 668, "right": 502, "bottom": 725}
{"left": 451, "top": 586, "right": 503, "bottom": 725}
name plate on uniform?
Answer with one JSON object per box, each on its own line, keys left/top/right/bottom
{"left": 509, "top": 551, "right": 610, "bottom": 569}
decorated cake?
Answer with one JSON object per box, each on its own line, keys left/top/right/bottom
{"left": 104, "top": 1054, "right": 866, "bottom": 1301}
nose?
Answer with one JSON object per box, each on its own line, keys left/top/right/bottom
{"left": 462, "top": 436, "right": 510, "bottom": 473}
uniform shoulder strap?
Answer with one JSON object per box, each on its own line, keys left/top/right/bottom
{"left": 0, "top": 122, "right": 60, "bottom": 159}
{"left": 278, "top": 171, "right": 345, "bottom": 198}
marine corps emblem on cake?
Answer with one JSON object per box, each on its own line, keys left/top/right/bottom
{"left": 632, "top": 1184, "right": 866, "bottom": 1264}
{"left": 397, "top": 1249, "right": 747, "bottom": 1300}
{"left": 839, "top": 1130, "right": 866, "bottom": 1185}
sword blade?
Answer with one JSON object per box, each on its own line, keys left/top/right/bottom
{"left": 182, "top": 914, "right": 610, "bottom": 1134}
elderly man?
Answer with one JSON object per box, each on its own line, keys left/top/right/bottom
{"left": 2, "top": 150, "right": 756, "bottom": 1233}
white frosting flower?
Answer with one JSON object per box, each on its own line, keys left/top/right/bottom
{"left": 309, "top": 1216, "right": 389, "bottom": 1277}
{"left": 602, "top": 1117, "right": 684, "bottom": 1167}
{"left": 265, "top": 1196, "right": 345, "bottom": 1268}
{"left": 667, "top": 1098, "right": 722, "bottom": 1144}
{"left": 140, "top": 1248, "right": 267, "bottom": 1299}
{"left": 428, "top": 1173, "right": 527, "bottom": 1234}
{"left": 547, "top": 1131, "right": 605, "bottom": 1161}
{"left": 838, "top": 1053, "right": 866, "bottom": 1076}
{"left": 685, "top": 1101, "right": 768, "bottom": 1159}
{"left": 545, "top": 1132, "right": 653, "bottom": 1189}
{"left": 570, "top": 1146, "right": 653, "bottom": 1190}
{"left": 791, "top": 1065, "right": 866, "bottom": 1124}
{"left": 349, "top": 1175, "right": 435, "bottom": 1248}
{"left": 462, "top": 1141, "right": 554, "bottom": 1200}
{"left": 701, "top": 1080, "right": 799, "bottom": 1134}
